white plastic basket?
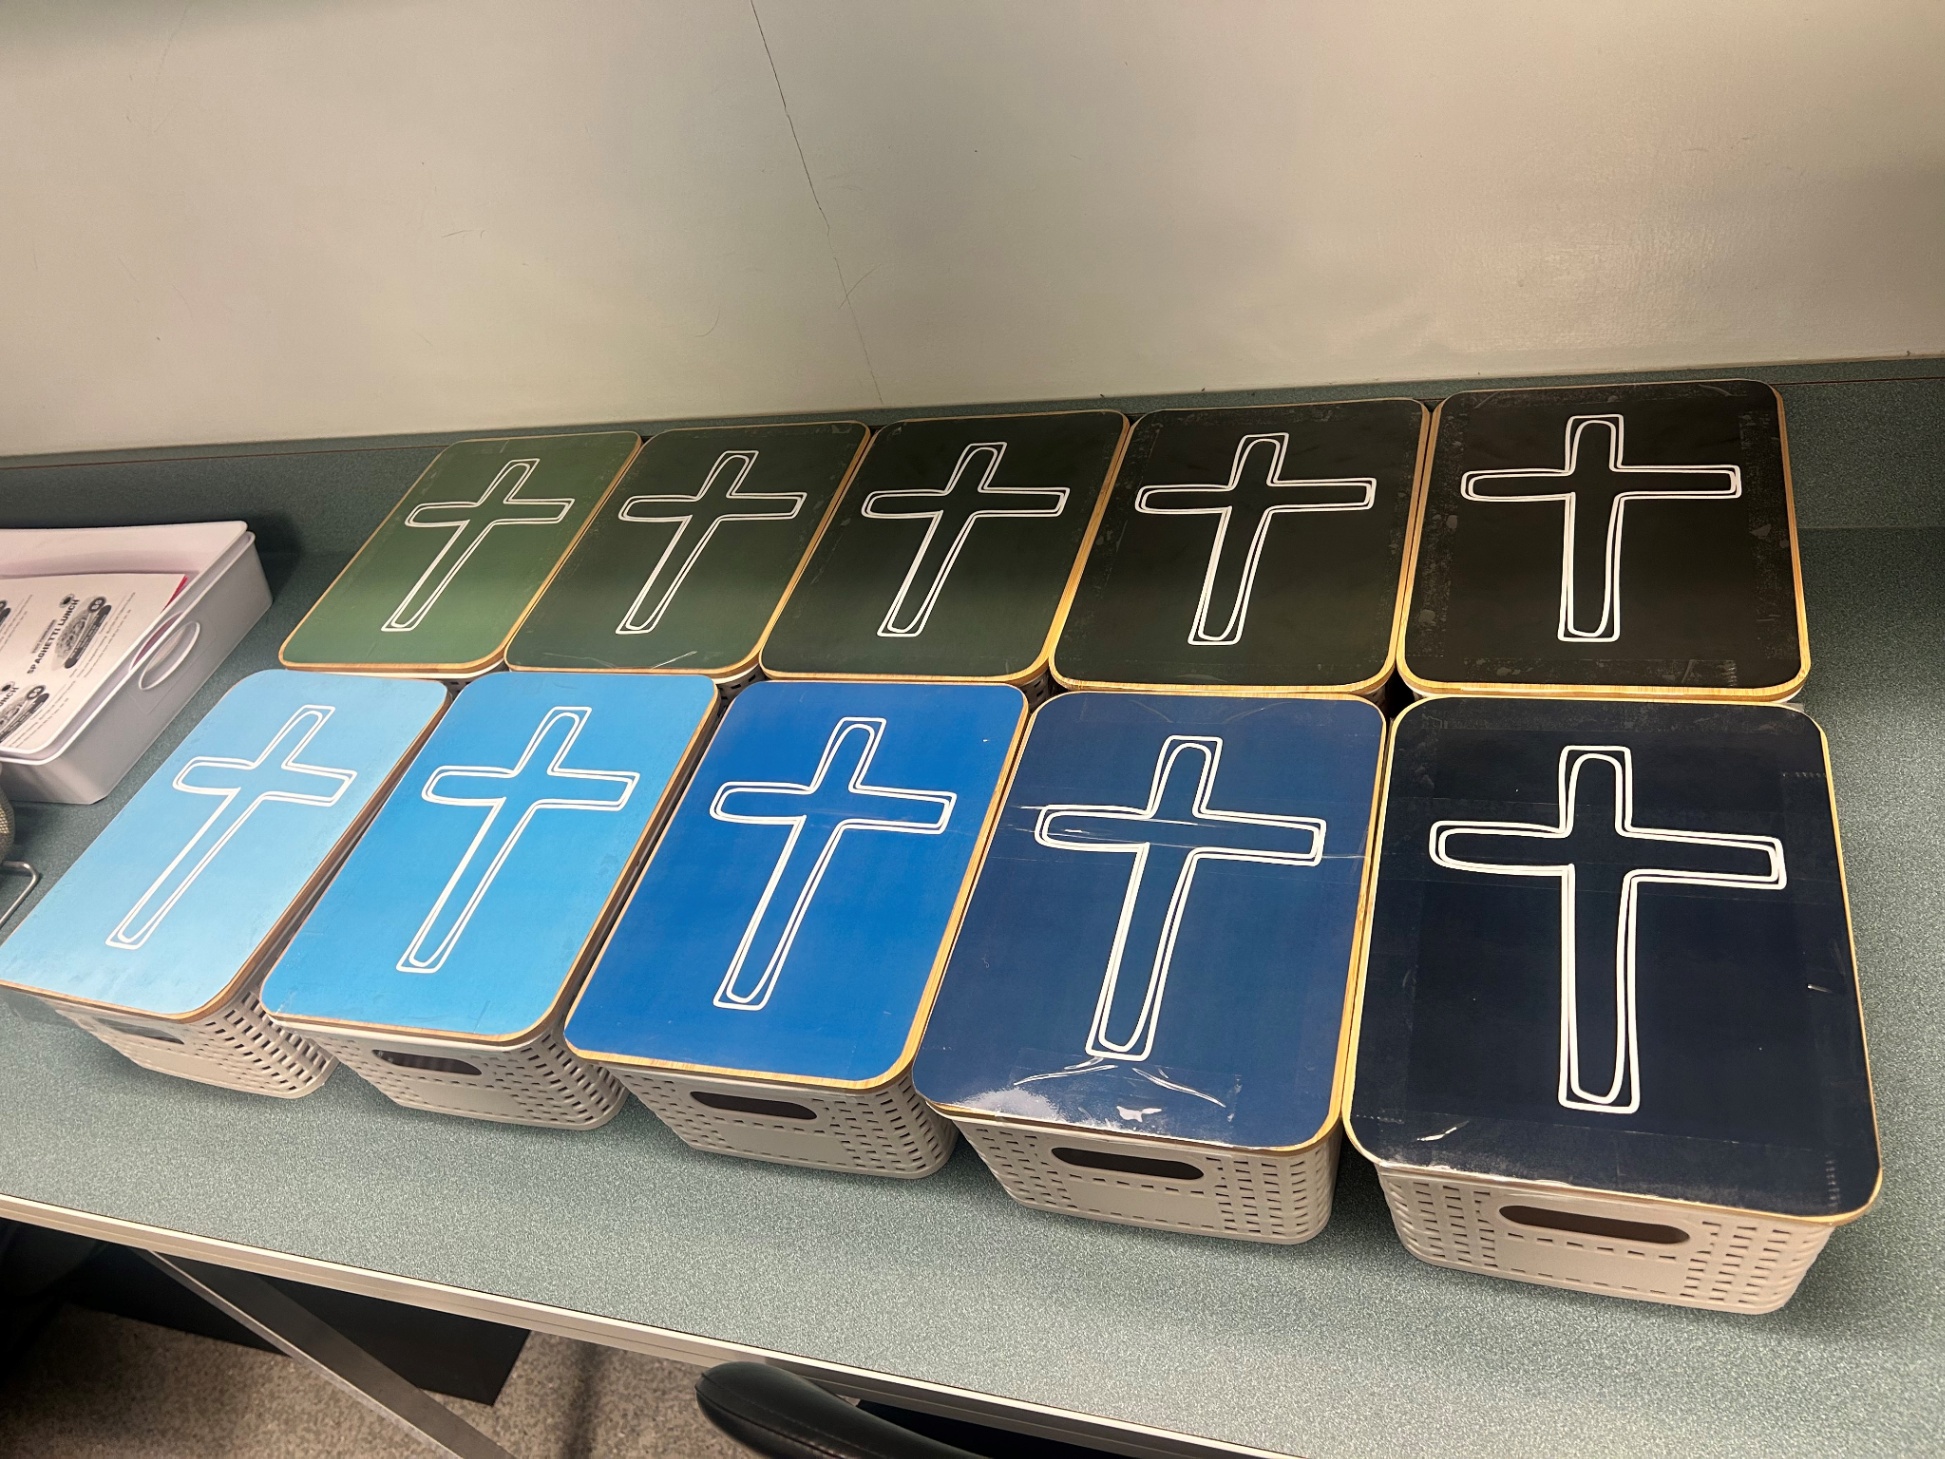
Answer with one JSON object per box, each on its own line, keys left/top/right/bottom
{"left": 55, "top": 983, "right": 334, "bottom": 1099}
{"left": 949, "top": 1115, "right": 1339, "bottom": 1243}
{"left": 300, "top": 1024, "right": 626, "bottom": 1129}
{"left": 616, "top": 1066, "right": 954, "bottom": 1178}
{"left": 0, "top": 524, "right": 271, "bottom": 805}
{"left": 1375, "top": 1167, "right": 1833, "bottom": 1313}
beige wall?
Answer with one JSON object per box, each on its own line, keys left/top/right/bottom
{"left": 2, "top": 0, "right": 1941, "bottom": 455}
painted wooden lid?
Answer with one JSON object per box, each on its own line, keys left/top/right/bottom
{"left": 759, "top": 412, "right": 1126, "bottom": 684}
{"left": 507, "top": 421, "right": 868, "bottom": 679}
{"left": 262, "top": 670, "right": 714, "bottom": 1043}
{"left": 0, "top": 670, "right": 446, "bottom": 1019}
{"left": 566, "top": 679, "right": 1025, "bottom": 1087}
{"left": 1055, "top": 400, "right": 1426, "bottom": 693}
{"left": 1349, "top": 696, "right": 1878, "bottom": 1220}
{"left": 280, "top": 432, "right": 640, "bottom": 676}
{"left": 1400, "top": 380, "right": 1806, "bottom": 699}
{"left": 917, "top": 691, "right": 1384, "bottom": 1151}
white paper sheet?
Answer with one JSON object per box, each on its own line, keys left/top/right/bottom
{"left": 0, "top": 573, "right": 188, "bottom": 755}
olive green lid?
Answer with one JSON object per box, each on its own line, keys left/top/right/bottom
{"left": 280, "top": 432, "right": 639, "bottom": 677}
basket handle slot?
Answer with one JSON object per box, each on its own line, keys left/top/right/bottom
{"left": 136, "top": 617, "right": 201, "bottom": 691}
{"left": 1052, "top": 1146, "right": 1204, "bottom": 1181}
{"left": 375, "top": 1049, "right": 482, "bottom": 1077}
{"left": 690, "top": 1090, "right": 818, "bottom": 1121}
{"left": 1499, "top": 1204, "right": 1689, "bottom": 1246}
{"left": 103, "top": 1020, "right": 184, "bottom": 1045}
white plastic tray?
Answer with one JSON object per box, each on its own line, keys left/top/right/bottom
{"left": 0, "top": 522, "right": 270, "bottom": 803}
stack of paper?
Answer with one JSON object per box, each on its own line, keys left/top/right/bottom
{"left": 0, "top": 573, "right": 188, "bottom": 755}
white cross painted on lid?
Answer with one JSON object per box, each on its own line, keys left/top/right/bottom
{"left": 613, "top": 450, "right": 806, "bottom": 636}
{"left": 384, "top": 458, "right": 575, "bottom": 633}
{"left": 1460, "top": 415, "right": 1741, "bottom": 643}
{"left": 863, "top": 442, "right": 1069, "bottom": 639}
{"left": 1430, "top": 745, "right": 1785, "bottom": 1114}
{"left": 1037, "top": 735, "right": 1326, "bottom": 1063}
{"left": 1136, "top": 433, "right": 1375, "bottom": 646}
{"left": 108, "top": 706, "right": 357, "bottom": 951}
{"left": 708, "top": 718, "right": 955, "bottom": 1012}
{"left": 398, "top": 707, "right": 638, "bottom": 975}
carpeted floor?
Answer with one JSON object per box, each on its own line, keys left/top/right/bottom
{"left": 0, "top": 1305, "right": 748, "bottom": 1458}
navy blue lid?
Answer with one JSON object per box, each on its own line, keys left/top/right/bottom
{"left": 916, "top": 692, "right": 1384, "bottom": 1150}
{"left": 1350, "top": 697, "right": 1879, "bottom": 1218}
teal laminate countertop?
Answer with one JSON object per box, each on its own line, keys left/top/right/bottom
{"left": 0, "top": 360, "right": 1941, "bottom": 1459}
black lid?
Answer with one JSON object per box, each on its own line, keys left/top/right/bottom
{"left": 1402, "top": 380, "right": 1805, "bottom": 698}
{"left": 1055, "top": 399, "right": 1425, "bottom": 693}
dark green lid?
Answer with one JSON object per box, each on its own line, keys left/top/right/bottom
{"left": 507, "top": 421, "right": 867, "bottom": 678}
{"left": 760, "top": 412, "right": 1126, "bottom": 684}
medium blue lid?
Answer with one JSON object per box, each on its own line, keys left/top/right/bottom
{"left": 0, "top": 670, "right": 447, "bottom": 1018}
{"left": 915, "top": 692, "right": 1383, "bottom": 1149}
{"left": 566, "top": 679, "right": 1025, "bottom": 1086}
{"left": 263, "top": 670, "right": 715, "bottom": 1041}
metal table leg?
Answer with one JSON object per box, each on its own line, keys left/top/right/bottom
{"left": 142, "top": 1251, "right": 516, "bottom": 1459}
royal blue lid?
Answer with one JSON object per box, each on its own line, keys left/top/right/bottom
{"left": 0, "top": 670, "right": 447, "bottom": 1018}
{"left": 915, "top": 691, "right": 1384, "bottom": 1149}
{"left": 567, "top": 679, "right": 1025, "bottom": 1086}
{"left": 263, "top": 670, "right": 714, "bottom": 1041}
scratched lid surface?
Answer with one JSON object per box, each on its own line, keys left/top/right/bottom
{"left": 262, "top": 670, "right": 714, "bottom": 1042}
{"left": 915, "top": 692, "right": 1383, "bottom": 1151}
{"left": 507, "top": 422, "right": 868, "bottom": 677}
{"left": 0, "top": 670, "right": 446, "bottom": 1019}
{"left": 1055, "top": 400, "right": 1426, "bottom": 693}
{"left": 566, "top": 679, "right": 1025, "bottom": 1086}
{"left": 1349, "top": 697, "right": 1878, "bottom": 1219}
{"left": 759, "top": 412, "right": 1126, "bottom": 683}
{"left": 280, "top": 432, "right": 640, "bottom": 675}
{"left": 1400, "top": 380, "right": 1806, "bottom": 698}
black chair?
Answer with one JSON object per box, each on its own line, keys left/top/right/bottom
{"left": 698, "top": 1363, "right": 983, "bottom": 1459}
{"left": 698, "top": 1361, "right": 1121, "bottom": 1459}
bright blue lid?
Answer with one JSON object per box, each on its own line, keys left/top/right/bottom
{"left": 566, "top": 679, "right": 1025, "bottom": 1086}
{"left": 262, "top": 671, "right": 715, "bottom": 1041}
{"left": 0, "top": 670, "right": 447, "bottom": 1018}
{"left": 915, "top": 692, "right": 1383, "bottom": 1149}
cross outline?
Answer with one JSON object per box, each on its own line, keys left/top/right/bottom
{"left": 708, "top": 716, "right": 957, "bottom": 1013}
{"left": 1459, "top": 414, "right": 1741, "bottom": 643}
{"left": 383, "top": 457, "right": 575, "bottom": 633}
{"left": 397, "top": 706, "right": 640, "bottom": 975}
{"left": 1429, "top": 743, "right": 1786, "bottom": 1115}
{"left": 1135, "top": 432, "right": 1376, "bottom": 646}
{"left": 107, "top": 705, "right": 358, "bottom": 951}
{"left": 863, "top": 441, "right": 1070, "bottom": 639}
{"left": 613, "top": 449, "right": 806, "bottom": 636}
{"left": 1036, "top": 734, "right": 1327, "bottom": 1063}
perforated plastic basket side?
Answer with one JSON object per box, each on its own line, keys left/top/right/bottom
{"left": 615, "top": 1066, "right": 954, "bottom": 1178}
{"left": 1375, "top": 1166, "right": 1833, "bottom": 1312}
{"left": 949, "top": 1113, "right": 1339, "bottom": 1243}
{"left": 58, "top": 985, "right": 333, "bottom": 1098}
{"left": 300, "top": 1025, "right": 626, "bottom": 1129}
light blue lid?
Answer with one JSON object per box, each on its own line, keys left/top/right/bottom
{"left": 263, "top": 671, "right": 715, "bottom": 1041}
{"left": 566, "top": 679, "right": 1025, "bottom": 1085}
{"left": 0, "top": 670, "right": 447, "bottom": 1018}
